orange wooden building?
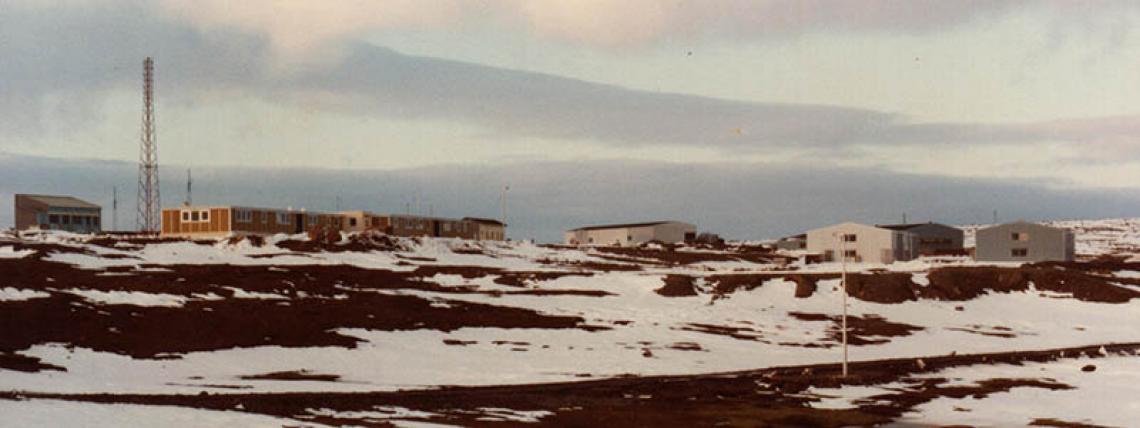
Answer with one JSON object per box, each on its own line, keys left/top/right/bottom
{"left": 160, "top": 205, "right": 341, "bottom": 238}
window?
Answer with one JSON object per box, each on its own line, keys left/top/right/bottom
{"left": 443, "top": 223, "right": 451, "bottom": 232}
{"left": 349, "top": 218, "right": 358, "bottom": 227}
{"left": 1012, "top": 248, "right": 1029, "bottom": 257}
{"left": 588, "top": 237, "right": 594, "bottom": 243}
{"left": 276, "top": 212, "right": 291, "bottom": 224}
{"left": 49, "top": 214, "right": 60, "bottom": 224}
{"left": 190, "top": 211, "right": 200, "bottom": 221}
{"left": 307, "top": 214, "right": 317, "bottom": 225}
{"left": 235, "top": 210, "right": 253, "bottom": 223}
{"left": 844, "top": 249, "right": 858, "bottom": 258}
{"left": 62, "top": 215, "right": 70, "bottom": 225}
{"left": 1011, "top": 232, "right": 1029, "bottom": 241}
{"left": 842, "top": 234, "right": 857, "bottom": 242}
{"left": 627, "top": 235, "right": 632, "bottom": 241}
{"left": 200, "top": 210, "right": 209, "bottom": 222}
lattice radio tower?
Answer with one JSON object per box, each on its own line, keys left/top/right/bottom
{"left": 136, "top": 57, "right": 161, "bottom": 233}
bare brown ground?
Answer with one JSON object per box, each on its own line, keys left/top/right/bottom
{"left": 0, "top": 258, "right": 606, "bottom": 370}
{"left": 5, "top": 343, "right": 1135, "bottom": 427}
{"left": 685, "top": 263, "right": 1140, "bottom": 304}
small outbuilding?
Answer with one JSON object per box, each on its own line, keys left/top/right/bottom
{"left": 975, "top": 221, "right": 1074, "bottom": 262}
{"left": 774, "top": 233, "right": 807, "bottom": 251}
{"left": 14, "top": 194, "right": 102, "bottom": 234}
{"left": 805, "top": 222, "right": 918, "bottom": 264}
{"left": 565, "top": 221, "right": 696, "bottom": 246}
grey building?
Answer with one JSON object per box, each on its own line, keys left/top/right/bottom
{"left": 975, "top": 221, "right": 1074, "bottom": 262}
{"left": 876, "top": 222, "right": 964, "bottom": 255}
{"left": 565, "top": 221, "right": 696, "bottom": 246}
{"left": 14, "top": 194, "right": 102, "bottom": 234}
{"left": 774, "top": 233, "right": 807, "bottom": 251}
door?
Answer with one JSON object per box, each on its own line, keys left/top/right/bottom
{"left": 294, "top": 213, "right": 305, "bottom": 234}
{"left": 433, "top": 221, "right": 441, "bottom": 237}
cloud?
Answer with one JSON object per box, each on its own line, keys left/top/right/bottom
{"left": 150, "top": 0, "right": 1034, "bottom": 56}
{"left": 3, "top": 153, "right": 1139, "bottom": 241}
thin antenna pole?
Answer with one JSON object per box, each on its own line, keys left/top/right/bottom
{"left": 902, "top": 213, "right": 907, "bottom": 224}
{"left": 500, "top": 185, "right": 509, "bottom": 225}
{"left": 112, "top": 186, "right": 118, "bottom": 231}
{"left": 840, "top": 235, "right": 849, "bottom": 378}
{"left": 186, "top": 168, "right": 192, "bottom": 205}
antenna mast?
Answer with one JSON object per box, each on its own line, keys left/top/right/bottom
{"left": 186, "top": 168, "right": 192, "bottom": 205}
{"left": 112, "top": 186, "right": 118, "bottom": 231}
{"left": 136, "top": 57, "right": 160, "bottom": 233}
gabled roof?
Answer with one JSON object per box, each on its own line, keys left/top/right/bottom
{"left": 569, "top": 221, "right": 688, "bottom": 232}
{"left": 17, "top": 194, "right": 100, "bottom": 209}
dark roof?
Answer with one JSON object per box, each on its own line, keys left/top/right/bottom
{"left": 569, "top": 221, "right": 686, "bottom": 232}
{"left": 17, "top": 194, "right": 100, "bottom": 209}
{"left": 463, "top": 217, "right": 505, "bottom": 226}
{"left": 875, "top": 222, "right": 952, "bottom": 231}
{"left": 779, "top": 233, "right": 807, "bottom": 240}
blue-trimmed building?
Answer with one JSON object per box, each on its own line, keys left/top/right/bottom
{"left": 14, "top": 194, "right": 102, "bottom": 234}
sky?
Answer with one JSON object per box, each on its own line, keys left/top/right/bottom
{"left": 2, "top": 1, "right": 1140, "bottom": 241}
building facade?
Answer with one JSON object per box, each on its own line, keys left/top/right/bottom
{"left": 564, "top": 221, "right": 697, "bottom": 246}
{"left": 465, "top": 218, "right": 506, "bottom": 241}
{"left": 805, "top": 222, "right": 918, "bottom": 264}
{"left": 975, "top": 221, "right": 1075, "bottom": 262}
{"left": 160, "top": 206, "right": 508, "bottom": 241}
{"left": 876, "top": 222, "right": 964, "bottom": 255}
{"left": 161, "top": 206, "right": 341, "bottom": 238}
{"left": 14, "top": 194, "right": 102, "bottom": 234}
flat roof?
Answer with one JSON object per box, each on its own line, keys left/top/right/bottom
{"left": 569, "top": 221, "right": 689, "bottom": 232}
{"left": 463, "top": 217, "right": 505, "bottom": 226}
{"left": 17, "top": 194, "right": 100, "bottom": 209}
{"left": 875, "top": 222, "right": 954, "bottom": 231}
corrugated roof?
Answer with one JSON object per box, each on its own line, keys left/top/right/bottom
{"left": 569, "top": 221, "right": 683, "bottom": 232}
{"left": 18, "top": 194, "right": 100, "bottom": 209}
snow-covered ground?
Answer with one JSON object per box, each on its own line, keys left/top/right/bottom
{"left": 1, "top": 219, "right": 1139, "bottom": 425}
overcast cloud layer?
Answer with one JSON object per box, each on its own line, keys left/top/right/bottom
{"left": 2, "top": 1, "right": 1138, "bottom": 232}
{"left": 3, "top": 153, "right": 1138, "bottom": 242}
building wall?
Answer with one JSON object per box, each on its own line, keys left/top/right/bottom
{"left": 162, "top": 207, "right": 232, "bottom": 237}
{"left": 975, "top": 222, "right": 1074, "bottom": 262}
{"left": 775, "top": 237, "right": 807, "bottom": 251}
{"left": 565, "top": 222, "right": 696, "bottom": 246}
{"left": 806, "top": 222, "right": 916, "bottom": 264}
{"left": 906, "top": 223, "right": 965, "bottom": 254}
{"left": 472, "top": 222, "right": 505, "bottom": 241}
{"left": 14, "top": 196, "right": 48, "bottom": 231}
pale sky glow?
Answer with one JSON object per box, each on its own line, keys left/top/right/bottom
{"left": 2, "top": 1, "right": 1139, "bottom": 239}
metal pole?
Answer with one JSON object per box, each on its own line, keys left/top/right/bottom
{"left": 839, "top": 233, "right": 849, "bottom": 378}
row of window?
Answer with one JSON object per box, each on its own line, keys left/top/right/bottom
{"left": 1011, "top": 232, "right": 1030, "bottom": 241}
{"left": 43, "top": 214, "right": 99, "bottom": 226}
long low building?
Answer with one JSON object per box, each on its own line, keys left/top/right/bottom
{"left": 565, "top": 221, "right": 696, "bottom": 246}
{"left": 14, "top": 194, "right": 102, "bottom": 234}
{"left": 160, "top": 205, "right": 506, "bottom": 241}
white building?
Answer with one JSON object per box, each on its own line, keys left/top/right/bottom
{"left": 805, "top": 222, "right": 918, "bottom": 264}
{"left": 565, "top": 221, "right": 696, "bottom": 246}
